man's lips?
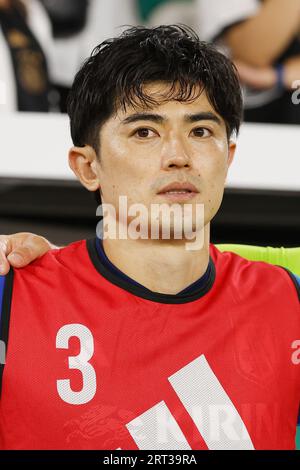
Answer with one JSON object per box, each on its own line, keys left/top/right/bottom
{"left": 157, "top": 182, "right": 199, "bottom": 195}
{"left": 157, "top": 182, "right": 199, "bottom": 201}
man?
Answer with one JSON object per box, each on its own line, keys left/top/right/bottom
{"left": 0, "top": 25, "right": 299, "bottom": 450}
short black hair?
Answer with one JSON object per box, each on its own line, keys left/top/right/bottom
{"left": 67, "top": 24, "right": 243, "bottom": 155}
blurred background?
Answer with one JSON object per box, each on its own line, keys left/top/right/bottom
{"left": 0, "top": 0, "right": 299, "bottom": 246}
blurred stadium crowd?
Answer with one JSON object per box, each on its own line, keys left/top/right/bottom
{"left": 1, "top": 0, "right": 300, "bottom": 124}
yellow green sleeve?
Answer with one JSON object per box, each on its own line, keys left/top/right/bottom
{"left": 216, "top": 244, "right": 300, "bottom": 276}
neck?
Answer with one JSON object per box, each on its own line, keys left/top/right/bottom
{"left": 102, "top": 225, "right": 210, "bottom": 295}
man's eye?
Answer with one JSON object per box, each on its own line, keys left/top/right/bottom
{"left": 134, "top": 128, "right": 155, "bottom": 138}
{"left": 191, "top": 128, "right": 211, "bottom": 138}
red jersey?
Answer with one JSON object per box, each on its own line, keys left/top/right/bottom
{"left": 0, "top": 239, "right": 299, "bottom": 450}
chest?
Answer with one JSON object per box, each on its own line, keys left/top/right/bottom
{"left": 1, "top": 296, "right": 299, "bottom": 450}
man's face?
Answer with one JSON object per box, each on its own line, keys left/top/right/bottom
{"left": 82, "top": 82, "right": 235, "bottom": 237}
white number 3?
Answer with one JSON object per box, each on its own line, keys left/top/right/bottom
{"left": 56, "top": 324, "right": 97, "bottom": 405}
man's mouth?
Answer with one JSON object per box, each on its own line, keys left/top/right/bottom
{"left": 157, "top": 182, "right": 199, "bottom": 200}
{"left": 163, "top": 189, "right": 192, "bottom": 194}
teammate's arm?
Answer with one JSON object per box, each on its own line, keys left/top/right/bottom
{"left": 217, "top": 244, "right": 300, "bottom": 276}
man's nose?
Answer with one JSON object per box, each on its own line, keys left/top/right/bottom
{"left": 160, "top": 138, "right": 191, "bottom": 170}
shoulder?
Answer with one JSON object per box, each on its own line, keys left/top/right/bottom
{"left": 210, "top": 244, "right": 300, "bottom": 301}
{"left": 13, "top": 239, "right": 89, "bottom": 278}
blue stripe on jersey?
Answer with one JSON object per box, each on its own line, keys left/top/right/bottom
{"left": 294, "top": 274, "right": 300, "bottom": 288}
{"left": 0, "top": 275, "right": 6, "bottom": 326}
{"left": 95, "top": 237, "right": 211, "bottom": 295}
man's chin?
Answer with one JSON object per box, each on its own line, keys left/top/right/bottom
{"left": 147, "top": 223, "right": 204, "bottom": 241}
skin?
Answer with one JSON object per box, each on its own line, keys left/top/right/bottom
{"left": 0, "top": 0, "right": 13, "bottom": 9}
{"left": 221, "top": 0, "right": 300, "bottom": 91}
{"left": 234, "top": 57, "right": 300, "bottom": 91}
{"left": 0, "top": 82, "right": 236, "bottom": 294}
{"left": 223, "top": 0, "right": 300, "bottom": 68}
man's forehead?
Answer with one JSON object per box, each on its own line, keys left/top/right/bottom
{"left": 141, "top": 80, "right": 204, "bottom": 97}
{"left": 112, "top": 81, "right": 214, "bottom": 119}
{"left": 115, "top": 94, "right": 220, "bottom": 123}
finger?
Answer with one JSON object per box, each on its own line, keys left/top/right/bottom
{"left": 0, "top": 237, "right": 14, "bottom": 274}
{"left": 6, "top": 236, "right": 53, "bottom": 267}
{"left": 0, "top": 236, "right": 13, "bottom": 255}
{"left": 6, "top": 250, "right": 27, "bottom": 267}
{"left": 0, "top": 242, "right": 10, "bottom": 275}
{"left": 7, "top": 245, "right": 39, "bottom": 267}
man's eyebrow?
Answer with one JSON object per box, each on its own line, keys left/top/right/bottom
{"left": 121, "top": 111, "right": 222, "bottom": 126}
{"left": 121, "top": 113, "right": 165, "bottom": 125}
{"left": 184, "top": 112, "right": 222, "bottom": 125}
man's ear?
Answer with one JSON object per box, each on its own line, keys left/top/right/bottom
{"left": 68, "top": 145, "right": 100, "bottom": 192}
{"left": 227, "top": 141, "right": 236, "bottom": 168}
